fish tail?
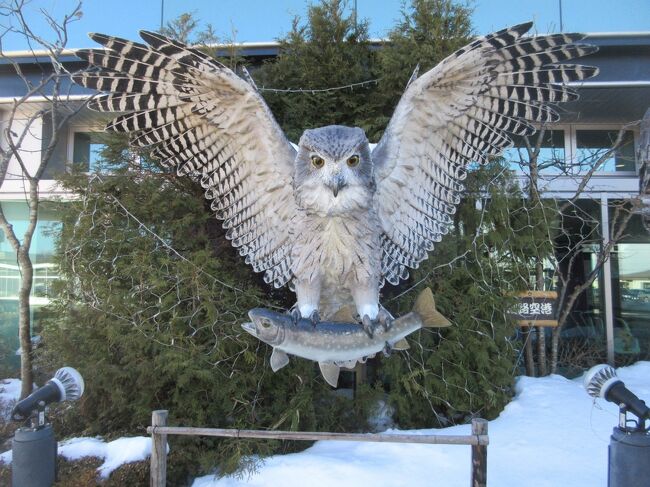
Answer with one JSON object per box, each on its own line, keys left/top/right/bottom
{"left": 413, "top": 287, "right": 451, "bottom": 328}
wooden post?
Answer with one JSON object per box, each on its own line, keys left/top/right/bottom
{"left": 524, "top": 327, "right": 536, "bottom": 376}
{"left": 150, "top": 410, "right": 168, "bottom": 487}
{"left": 470, "top": 418, "right": 488, "bottom": 487}
{"left": 536, "top": 325, "right": 547, "bottom": 376}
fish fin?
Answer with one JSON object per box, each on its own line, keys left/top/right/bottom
{"left": 392, "top": 338, "right": 410, "bottom": 350}
{"left": 270, "top": 349, "right": 290, "bottom": 372}
{"left": 413, "top": 287, "right": 451, "bottom": 328}
{"left": 319, "top": 362, "right": 340, "bottom": 387}
{"left": 329, "top": 305, "right": 357, "bottom": 323}
{"left": 335, "top": 359, "right": 358, "bottom": 370}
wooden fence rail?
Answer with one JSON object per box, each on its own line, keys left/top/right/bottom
{"left": 148, "top": 410, "right": 489, "bottom": 487}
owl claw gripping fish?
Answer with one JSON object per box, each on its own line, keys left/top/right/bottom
{"left": 74, "top": 22, "right": 598, "bottom": 375}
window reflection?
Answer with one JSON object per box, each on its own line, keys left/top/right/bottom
{"left": 555, "top": 200, "right": 607, "bottom": 374}
{"left": 73, "top": 131, "right": 111, "bottom": 172}
{"left": 575, "top": 130, "right": 636, "bottom": 172}
{"left": 502, "top": 130, "right": 566, "bottom": 173}
{"left": 0, "top": 201, "right": 61, "bottom": 372}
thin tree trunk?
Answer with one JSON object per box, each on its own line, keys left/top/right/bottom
{"left": 524, "top": 328, "right": 536, "bottom": 376}
{"left": 536, "top": 326, "right": 547, "bottom": 376}
{"left": 18, "top": 246, "right": 33, "bottom": 399}
{"left": 550, "top": 327, "right": 560, "bottom": 374}
{"left": 535, "top": 260, "right": 547, "bottom": 376}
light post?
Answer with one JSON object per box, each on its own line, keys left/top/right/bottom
{"left": 584, "top": 364, "right": 650, "bottom": 487}
{"left": 11, "top": 367, "right": 85, "bottom": 487}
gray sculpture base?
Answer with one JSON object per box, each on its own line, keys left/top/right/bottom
{"left": 12, "top": 424, "right": 57, "bottom": 487}
{"left": 609, "top": 427, "right": 650, "bottom": 487}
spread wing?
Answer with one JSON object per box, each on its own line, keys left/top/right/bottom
{"left": 74, "top": 31, "right": 298, "bottom": 288}
{"left": 372, "top": 22, "right": 598, "bottom": 285}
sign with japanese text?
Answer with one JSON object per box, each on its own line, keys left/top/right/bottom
{"left": 510, "top": 290, "right": 558, "bottom": 327}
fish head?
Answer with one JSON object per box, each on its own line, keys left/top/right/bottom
{"left": 243, "top": 308, "right": 287, "bottom": 345}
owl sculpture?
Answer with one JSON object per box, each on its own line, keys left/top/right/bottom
{"left": 74, "top": 22, "right": 597, "bottom": 333}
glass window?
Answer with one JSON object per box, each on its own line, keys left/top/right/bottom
{"left": 0, "top": 201, "right": 61, "bottom": 372}
{"left": 501, "top": 130, "right": 566, "bottom": 173}
{"left": 609, "top": 209, "right": 650, "bottom": 365}
{"left": 555, "top": 199, "right": 607, "bottom": 374}
{"left": 575, "top": 130, "right": 636, "bottom": 172}
{"left": 73, "top": 131, "right": 111, "bottom": 172}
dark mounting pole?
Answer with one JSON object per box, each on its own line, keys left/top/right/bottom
{"left": 558, "top": 0, "right": 564, "bottom": 32}
{"left": 353, "top": 0, "right": 358, "bottom": 32}
{"left": 160, "top": 0, "right": 165, "bottom": 31}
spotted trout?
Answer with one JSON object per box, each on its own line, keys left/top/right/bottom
{"left": 241, "top": 288, "right": 450, "bottom": 387}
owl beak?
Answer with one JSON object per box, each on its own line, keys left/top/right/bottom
{"left": 329, "top": 175, "right": 347, "bottom": 198}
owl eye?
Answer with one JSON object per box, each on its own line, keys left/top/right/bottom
{"left": 311, "top": 155, "right": 325, "bottom": 169}
{"left": 347, "top": 155, "right": 360, "bottom": 167}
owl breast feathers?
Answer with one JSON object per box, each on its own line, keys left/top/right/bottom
{"left": 74, "top": 22, "right": 598, "bottom": 320}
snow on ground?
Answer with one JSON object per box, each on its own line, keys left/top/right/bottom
{"left": 1, "top": 362, "right": 648, "bottom": 485}
{"left": 0, "top": 435, "right": 151, "bottom": 478}
{"left": 0, "top": 378, "right": 21, "bottom": 421}
{"left": 193, "top": 362, "right": 650, "bottom": 487}
{"left": 60, "top": 436, "right": 152, "bottom": 478}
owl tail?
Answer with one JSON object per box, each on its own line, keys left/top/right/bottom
{"left": 413, "top": 288, "right": 451, "bottom": 328}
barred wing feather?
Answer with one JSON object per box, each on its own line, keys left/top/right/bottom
{"left": 74, "top": 31, "right": 298, "bottom": 288}
{"left": 372, "top": 22, "right": 598, "bottom": 285}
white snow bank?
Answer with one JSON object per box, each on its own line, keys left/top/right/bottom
{"left": 0, "top": 436, "right": 152, "bottom": 478}
{"left": 193, "top": 362, "right": 650, "bottom": 487}
{"left": 60, "top": 436, "right": 152, "bottom": 478}
{"left": 0, "top": 378, "right": 21, "bottom": 421}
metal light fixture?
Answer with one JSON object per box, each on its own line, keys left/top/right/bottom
{"left": 584, "top": 364, "right": 649, "bottom": 487}
{"left": 11, "top": 367, "right": 85, "bottom": 487}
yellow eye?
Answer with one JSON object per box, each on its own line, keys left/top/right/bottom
{"left": 347, "top": 155, "right": 360, "bottom": 167}
{"left": 311, "top": 155, "right": 325, "bottom": 168}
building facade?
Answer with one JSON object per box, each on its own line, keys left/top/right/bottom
{"left": 0, "top": 32, "right": 649, "bottom": 371}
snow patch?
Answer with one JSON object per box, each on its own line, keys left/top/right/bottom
{"left": 2, "top": 362, "right": 649, "bottom": 485}
{"left": 1, "top": 435, "right": 152, "bottom": 479}
{"left": 60, "top": 436, "right": 152, "bottom": 478}
{"left": 192, "top": 362, "right": 650, "bottom": 487}
{"left": 0, "top": 378, "right": 21, "bottom": 421}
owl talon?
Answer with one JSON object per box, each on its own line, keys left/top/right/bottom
{"left": 361, "top": 315, "right": 374, "bottom": 339}
{"left": 377, "top": 308, "right": 393, "bottom": 331}
{"left": 382, "top": 341, "right": 393, "bottom": 357}
{"left": 290, "top": 307, "right": 301, "bottom": 325}
{"left": 308, "top": 310, "right": 320, "bottom": 326}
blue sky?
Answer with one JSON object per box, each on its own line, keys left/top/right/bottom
{"left": 1, "top": 0, "right": 649, "bottom": 51}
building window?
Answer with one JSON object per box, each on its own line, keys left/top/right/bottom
{"left": 575, "top": 129, "right": 636, "bottom": 173}
{"left": 502, "top": 129, "right": 566, "bottom": 173}
{"left": 72, "top": 131, "right": 111, "bottom": 172}
{"left": 502, "top": 126, "right": 637, "bottom": 175}
{"left": 609, "top": 207, "right": 650, "bottom": 364}
{"left": 0, "top": 201, "right": 61, "bottom": 372}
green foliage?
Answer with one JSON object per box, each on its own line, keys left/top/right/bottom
{"left": 379, "top": 161, "right": 537, "bottom": 427}
{"left": 160, "top": 12, "right": 219, "bottom": 45}
{"left": 254, "top": 0, "right": 380, "bottom": 141}
{"left": 369, "top": 0, "right": 473, "bottom": 139}
{"left": 41, "top": 141, "right": 379, "bottom": 480}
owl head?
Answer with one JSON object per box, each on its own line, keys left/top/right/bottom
{"left": 294, "top": 125, "right": 374, "bottom": 215}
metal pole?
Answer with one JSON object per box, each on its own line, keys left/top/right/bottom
{"left": 558, "top": 0, "right": 564, "bottom": 32}
{"left": 160, "top": 0, "right": 165, "bottom": 31}
{"left": 150, "top": 410, "right": 168, "bottom": 487}
{"left": 600, "top": 195, "right": 615, "bottom": 365}
{"left": 471, "top": 418, "right": 488, "bottom": 487}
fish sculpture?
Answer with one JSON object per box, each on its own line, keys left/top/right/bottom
{"left": 241, "top": 288, "right": 450, "bottom": 386}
